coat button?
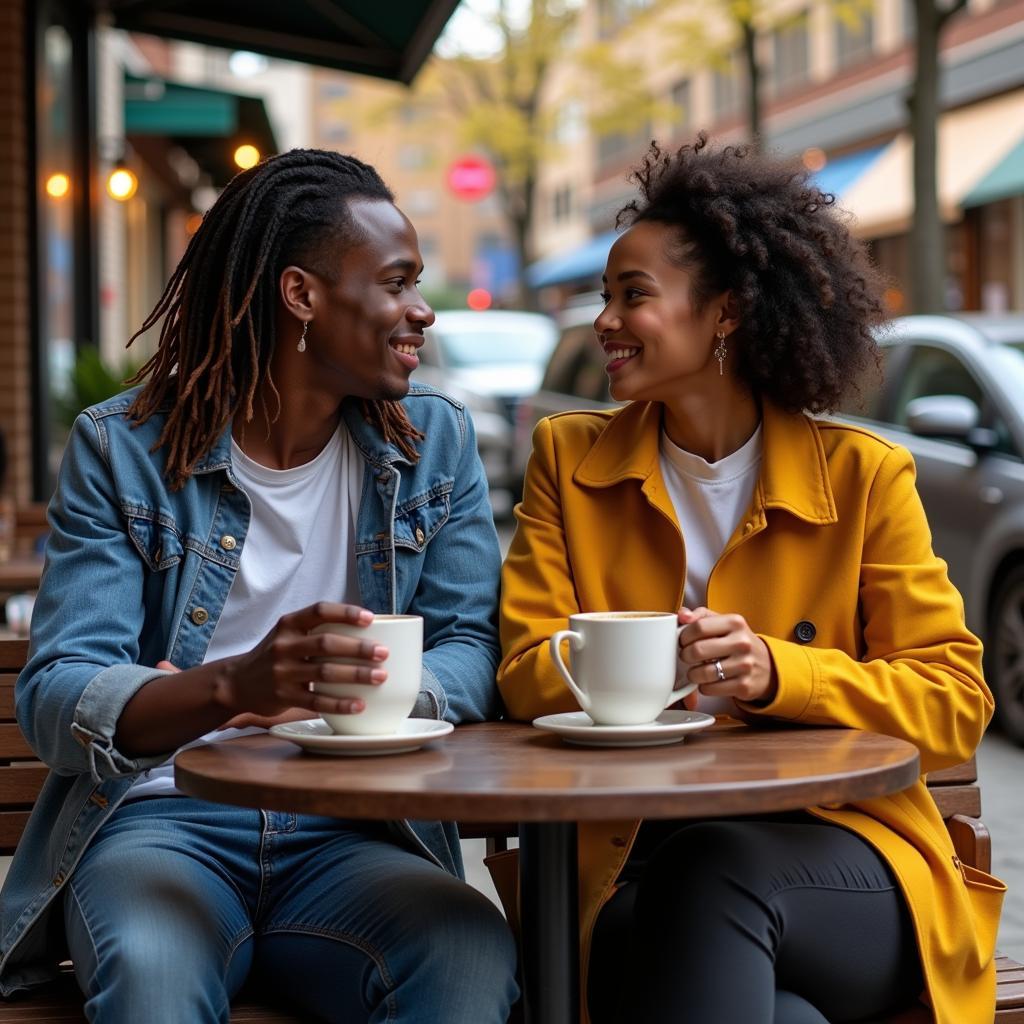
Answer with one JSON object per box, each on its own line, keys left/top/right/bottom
{"left": 794, "top": 620, "right": 816, "bottom": 644}
{"left": 610, "top": 836, "right": 628, "bottom": 848}
{"left": 221, "top": 482, "right": 236, "bottom": 494}
{"left": 415, "top": 526, "right": 425, "bottom": 545}
{"left": 53, "top": 873, "right": 65, "bottom": 887}
{"left": 219, "top": 535, "right": 237, "bottom": 551}
{"left": 191, "top": 607, "right": 210, "bottom": 626}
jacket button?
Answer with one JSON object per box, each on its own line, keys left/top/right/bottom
{"left": 191, "top": 607, "right": 210, "bottom": 626}
{"left": 53, "top": 873, "right": 65, "bottom": 887}
{"left": 610, "top": 836, "right": 628, "bottom": 848}
{"left": 415, "top": 526, "right": 425, "bottom": 545}
{"left": 221, "top": 482, "right": 236, "bottom": 494}
{"left": 219, "top": 535, "right": 237, "bottom": 551}
{"left": 794, "top": 620, "right": 816, "bottom": 644}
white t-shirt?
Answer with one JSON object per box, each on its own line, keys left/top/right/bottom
{"left": 659, "top": 424, "right": 763, "bottom": 715}
{"left": 124, "top": 423, "right": 364, "bottom": 800}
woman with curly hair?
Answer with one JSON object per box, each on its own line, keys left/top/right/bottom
{"left": 498, "top": 134, "right": 1002, "bottom": 1023}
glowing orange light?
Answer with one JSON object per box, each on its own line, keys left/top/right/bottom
{"left": 45, "top": 172, "right": 71, "bottom": 199}
{"left": 883, "top": 287, "right": 905, "bottom": 313}
{"left": 467, "top": 288, "right": 492, "bottom": 311}
{"left": 234, "top": 144, "right": 260, "bottom": 170}
{"left": 107, "top": 168, "right": 138, "bottom": 201}
{"left": 802, "top": 147, "right": 827, "bottom": 173}
{"left": 185, "top": 212, "right": 204, "bottom": 236}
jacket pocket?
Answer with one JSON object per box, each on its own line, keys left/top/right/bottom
{"left": 961, "top": 862, "right": 1006, "bottom": 965}
{"left": 394, "top": 489, "right": 452, "bottom": 552}
{"left": 125, "top": 512, "right": 184, "bottom": 572}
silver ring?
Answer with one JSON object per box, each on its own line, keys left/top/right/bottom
{"left": 713, "top": 659, "right": 726, "bottom": 682}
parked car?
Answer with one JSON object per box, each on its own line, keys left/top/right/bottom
{"left": 513, "top": 310, "right": 1024, "bottom": 745}
{"left": 416, "top": 309, "right": 557, "bottom": 500}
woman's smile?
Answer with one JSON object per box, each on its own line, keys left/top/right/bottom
{"left": 604, "top": 345, "right": 641, "bottom": 374}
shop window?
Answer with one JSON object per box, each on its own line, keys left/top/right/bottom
{"left": 712, "top": 52, "right": 742, "bottom": 122}
{"left": 835, "top": 8, "right": 875, "bottom": 68}
{"left": 770, "top": 13, "right": 810, "bottom": 95}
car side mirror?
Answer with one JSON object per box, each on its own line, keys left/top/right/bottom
{"left": 905, "top": 395, "right": 980, "bottom": 441}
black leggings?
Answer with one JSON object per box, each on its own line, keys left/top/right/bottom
{"left": 588, "top": 817, "right": 924, "bottom": 1023}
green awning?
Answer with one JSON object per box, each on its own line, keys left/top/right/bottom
{"left": 106, "top": 0, "right": 460, "bottom": 84}
{"left": 124, "top": 74, "right": 279, "bottom": 186}
{"left": 964, "top": 137, "right": 1024, "bottom": 207}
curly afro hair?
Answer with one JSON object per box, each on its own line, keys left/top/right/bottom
{"left": 617, "top": 133, "right": 889, "bottom": 414}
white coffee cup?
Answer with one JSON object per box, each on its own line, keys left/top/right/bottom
{"left": 549, "top": 612, "right": 697, "bottom": 726}
{"left": 311, "top": 614, "right": 423, "bottom": 735}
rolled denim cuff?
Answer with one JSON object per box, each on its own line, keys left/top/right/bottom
{"left": 72, "top": 664, "right": 176, "bottom": 782}
{"left": 412, "top": 664, "right": 449, "bottom": 721}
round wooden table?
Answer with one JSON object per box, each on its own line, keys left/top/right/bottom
{"left": 175, "top": 719, "right": 920, "bottom": 1024}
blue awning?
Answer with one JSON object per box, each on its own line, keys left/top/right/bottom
{"left": 526, "top": 230, "right": 619, "bottom": 289}
{"left": 809, "top": 145, "right": 887, "bottom": 198}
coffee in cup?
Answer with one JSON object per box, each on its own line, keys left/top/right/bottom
{"left": 311, "top": 614, "right": 423, "bottom": 735}
{"left": 549, "top": 611, "right": 696, "bottom": 726}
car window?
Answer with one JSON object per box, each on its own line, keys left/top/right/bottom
{"left": 542, "top": 326, "right": 593, "bottom": 392}
{"left": 890, "top": 345, "right": 983, "bottom": 427}
{"left": 432, "top": 323, "right": 556, "bottom": 368}
{"left": 888, "top": 344, "right": 1018, "bottom": 457}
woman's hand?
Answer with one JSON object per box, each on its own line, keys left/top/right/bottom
{"left": 677, "top": 606, "right": 778, "bottom": 704}
{"left": 213, "top": 602, "right": 389, "bottom": 721}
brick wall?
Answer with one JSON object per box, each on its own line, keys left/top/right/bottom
{"left": 0, "top": 0, "right": 32, "bottom": 503}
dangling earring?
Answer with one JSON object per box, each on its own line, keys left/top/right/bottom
{"left": 298, "top": 319, "right": 310, "bottom": 353}
{"left": 714, "top": 330, "right": 727, "bottom": 375}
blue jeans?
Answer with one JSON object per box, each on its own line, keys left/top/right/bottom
{"left": 63, "top": 798, "right": 518, "bottom": 1023}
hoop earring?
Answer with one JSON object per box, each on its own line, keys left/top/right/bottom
{"left": 714, "top": 330, "right": 727, "bottom": 375}
{"left": 298, "top": 320, "right": 310, "bottom": 353}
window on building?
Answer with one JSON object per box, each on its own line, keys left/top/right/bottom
{"left": 319, "top": 79, "right": 351, "bottom": 100}
{"left": 405, "top": 189, "right": 438, "bottom": 216}
{"left": 770, "top": 13, "right": 810, "bottom": 95}
{"left": 398, "top": 144, "right": 434, "bottom": 170}
{"left": 597, "top": 122, "right": 651, "bottom": 169}
{"left": 597, "top": 0, "right": 653, "bottom": 37}
{"left": 712, "top": 51, "right": 743, "bottom": 122}
{"left": 552, "top": 185, "right": 573, "bottom": 224}
{"left": 670, "top": 79, "right": 691, "bottom": 135}
{"left": 321, "top": 123, "right": 350, "bottom": 146}
{"left": 553, "top": 100, "right": 585, "bottom": 144}
{"left": 835, "top": 7, "right": 875, "bottom": 68}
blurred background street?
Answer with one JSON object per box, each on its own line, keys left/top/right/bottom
{"left": 2, "top": 0, "right": 1024, "bottom": 992}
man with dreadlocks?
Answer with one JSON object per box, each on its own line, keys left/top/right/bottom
{"left": 0, "top": 150, "right": 518, "bottom": 1022}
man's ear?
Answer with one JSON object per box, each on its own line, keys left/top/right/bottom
{"left": 279, "top": 265, "right": 316, "bottom": 320}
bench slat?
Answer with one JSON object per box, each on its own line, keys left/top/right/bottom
{"left": 926, "top": 755, "right": 978, "bottom": 785}
{"left": 0, "top": 725, "right": 35, "bottom": 761}
{"left": 929, "top": 784, "right": 982, "bottom": 819}
{"left": 0, "top": 764, "right": 48, "bottom": 804}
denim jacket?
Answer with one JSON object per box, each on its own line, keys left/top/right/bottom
{"left": 0, "top": 383, "right": 502, "bottom": 995}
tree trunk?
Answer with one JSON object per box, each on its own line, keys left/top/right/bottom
{"left": 741, "top": 20, "right": 762, "bottom": 150}
{"left": 908, "top": 0, "right": 947, "bottom": 313}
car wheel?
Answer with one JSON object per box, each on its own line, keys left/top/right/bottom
{"left": 989, "top": 562, "right": 1024, "bottom": 747}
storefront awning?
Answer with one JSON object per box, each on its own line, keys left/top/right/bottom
{"left": 105, "top": 0, "right": 460, "bottom": 84}
{"left": 839, "top": 88, "right": 1024, "bottom": 237}
{"left": 810, "top": 145, "right": 887, "bottom": 198}
{"left": 963, "top": 136, "right": 1024, "bottom": 208}
{"left": 124, "top": 75, "right": 279, "bottom": 186}
{"left": 526, "top": 230, "right": 620, "bottom": 290}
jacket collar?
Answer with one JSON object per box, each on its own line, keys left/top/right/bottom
{"left": 191, "top": 398, "right": 413, "bottom": 476}
{"left": 574, "top": 400, "right": 837, "bottom": 525}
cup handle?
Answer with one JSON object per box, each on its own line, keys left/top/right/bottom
{"left": 666, "top": 624, "right": 699, "bottom": 706}
{"left": 549, "top": 630, "right": 590, "bottom": 714}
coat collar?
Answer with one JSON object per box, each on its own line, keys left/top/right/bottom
{"left": 574, "top": 400, "right": 837, "bottom": 525}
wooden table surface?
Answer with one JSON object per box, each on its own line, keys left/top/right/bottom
{"left": 175, "top": 719, "right": 921, "bottom": 822}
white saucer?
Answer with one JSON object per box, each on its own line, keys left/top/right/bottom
{"left": 270, "top": 717, "right": 453, "bottom": 756}
{"left": 532, "top": 710, "right": 715, "bottom": 747}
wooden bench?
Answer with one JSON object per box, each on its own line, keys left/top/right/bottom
{"left": 0, "top": 638, "right": 1021, "bottom": 1021}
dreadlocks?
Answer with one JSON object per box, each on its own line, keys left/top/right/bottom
{"left": 126, "top": 148, "right": 425, "bottom": 489}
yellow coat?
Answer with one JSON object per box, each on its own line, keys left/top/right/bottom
{"left": 498, "top": 400, "right": 1005, "bottom": 1024}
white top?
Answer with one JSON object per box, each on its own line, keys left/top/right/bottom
{"left": 659, "top": 424, "right": 763, "bottom": 715}
{"left": 124, "top": 422, "right": 364, "bottom": 800}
